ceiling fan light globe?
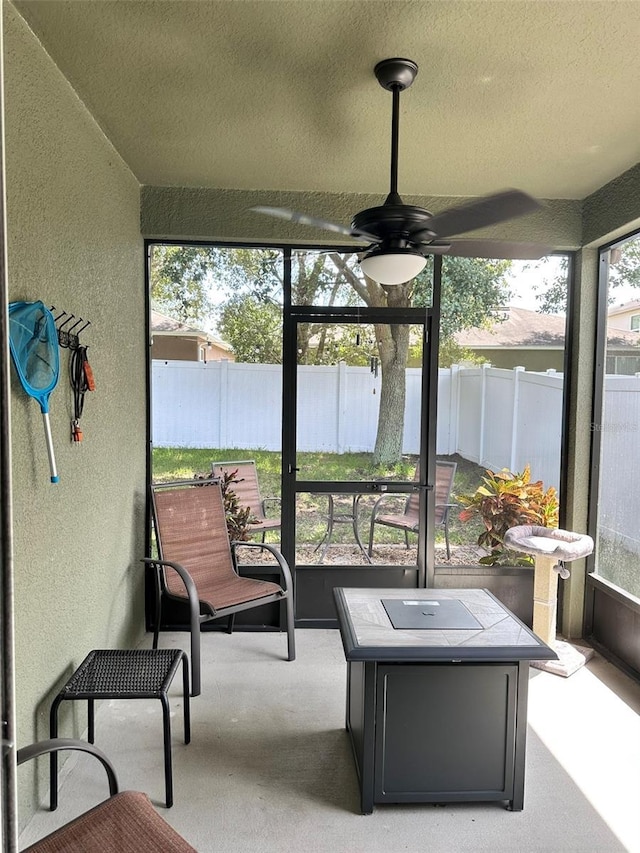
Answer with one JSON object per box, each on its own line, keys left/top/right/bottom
{"left": 360, "top": 251, "right": 427, "bottom": 285}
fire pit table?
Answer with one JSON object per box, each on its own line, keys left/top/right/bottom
{"left": 333, "top": 587, "right": 556, "bottom": 814}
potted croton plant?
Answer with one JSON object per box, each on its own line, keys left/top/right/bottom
{"left": 457, "top": 464, "right": 559, "bottom": 565}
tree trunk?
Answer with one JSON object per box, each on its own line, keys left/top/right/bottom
{"left": 373, "top": 322, "right": 411, "bottom": 465}
{"left": 328, "top": 253, "right": 414, "bottom": 466}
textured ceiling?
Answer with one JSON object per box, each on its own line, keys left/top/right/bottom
{"left": 12, "top": 0, "right": 640, "bottom": 202}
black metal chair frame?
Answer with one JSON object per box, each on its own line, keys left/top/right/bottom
{"left": 144, "top": 478, "right": 295, "bottom": 697}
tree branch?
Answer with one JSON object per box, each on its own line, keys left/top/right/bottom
{"left": 328, "top": 253, "right": 385, "bottom": 307}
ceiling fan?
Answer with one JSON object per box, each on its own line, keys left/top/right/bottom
{"left": 252, "top": 58, "right": 547, "bottom": 285}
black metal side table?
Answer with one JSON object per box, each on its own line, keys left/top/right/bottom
{"left": 49, "top": 648, "right": 190, "bottom": 808}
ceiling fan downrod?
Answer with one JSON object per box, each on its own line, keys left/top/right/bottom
{"left": 373, "top": 58, "right": 418, "bottom": 205}
{"left": 250, "top": 54, "right": 546, "bottom": 273}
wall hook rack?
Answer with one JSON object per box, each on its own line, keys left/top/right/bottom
{"left": 50, "top": 307, "right": 91, "bottom": 350}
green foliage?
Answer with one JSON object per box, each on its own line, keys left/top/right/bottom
{"left": 535, "top": 257, "right": 569, "bottom": 314}
{"left": 537, "top": 241, "right": 640, "bottom": 314}
{"left": 292, "top": 251, "right": 358, "bottom": 308}
{"left": 441, "top": 257, "right": 513, "bottom": 339}
{"left": 151, "top": 244, "right": 514, "bottom": 351}
{"left": 437, "top": 337, "right": 489, "bottom": 368}
{"left": 457, "top": 464, "right": 559, "bottom": 565}
{"left": 414, "top": 256, "right": 513, "bottom": 339}
{"left": 413, "top": 255, "right": 513, "bottom": 368}
{"left": 150, "top": 245, "right": 282, "bottom": 329}
{"left": 608, "top": 240, "right": 640, "bottom": 293}
{"left": 218, "top": 295, "right": 283, "bottom": 363}
{"left": 150, "top": 245, "right": 218, "bottom": 324}
{"left": 299, "top": 323, "right": 378, "bottom": 367}
{"left": 215, "top": 248, "right": 282, "bottom": 301}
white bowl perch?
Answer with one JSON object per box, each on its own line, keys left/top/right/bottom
{"left": 503, "top": 525, "right": 594, "bottom": 676}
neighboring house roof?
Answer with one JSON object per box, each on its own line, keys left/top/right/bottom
{"left": 606, "top": 327, "right": 640, "bottom": 347}
{"left": 454, "top": 306, "right": 640, "bottom": 350}
{"left": 454, "top": 306, "right": 566, "bottom": 350}
{"left": 608, "top": 299, "right": 640, "bottom": 319}
{"left": 150, "top": 309, "right": 232, "bottom": 352}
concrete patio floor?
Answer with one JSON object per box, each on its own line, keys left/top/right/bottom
{"left": 19, "top": 628, "right": 640, "bottom": 852}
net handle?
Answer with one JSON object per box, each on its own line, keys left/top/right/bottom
{"left": 42, "top": 412, "right": 59, "bottom": 484}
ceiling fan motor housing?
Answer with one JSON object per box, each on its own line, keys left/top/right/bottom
{"left": 352, "top": 203, "right": 436, "bottom": 247}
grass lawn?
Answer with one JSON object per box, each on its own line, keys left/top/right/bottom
{"left": 152, "top": 447, "right": 417, "bottom": 488}
{"left": 152, "top": 448, "right": 488, "bottom": 551}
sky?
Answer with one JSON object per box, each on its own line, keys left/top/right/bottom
{"left": 506, "top": 253, "right": 640, "bottom": 314}
{"left": 505, "top": 257, "right": 565, "bottom": 314}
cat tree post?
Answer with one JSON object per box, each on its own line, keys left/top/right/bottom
{"left": 503, "top": 525, "right": 594, "bottom": 677}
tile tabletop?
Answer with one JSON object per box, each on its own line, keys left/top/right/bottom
{"left": 334, "top": 587, "right": 557, "bottom": 662}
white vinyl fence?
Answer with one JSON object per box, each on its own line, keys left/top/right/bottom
{"left": 597, "top": 375, "right": 640, "bottom": 556}
{"left": 440, "top": 364, "right": 564, "bottom": 493}
{"left": 152, "top": 360, "right": 565, "bottom": 489}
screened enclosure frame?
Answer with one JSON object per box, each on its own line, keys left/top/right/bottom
{"left": 585, "top": 229, "right": 640, "bottom": 680}
{"left": 144, "top": 240, "right": 575, "bottom": 629}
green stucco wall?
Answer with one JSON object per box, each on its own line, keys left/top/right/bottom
{"left": 582, "top": 162, "right": 640, "bottom": 247}
{"left": 4, "top": 5, "right": 145, "bottom": 826}
{"left": 141, "top": 185, "right": 583, "bottom": 249}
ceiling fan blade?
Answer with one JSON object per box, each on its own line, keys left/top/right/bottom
{"left": 314, "top": 245, "right": 371, "bottom": 257}
{"left": 250, "top": 206, "right": 378, "bottom": 241}
{"left": 413, "top": 190, "right": 542, "bottom": 240}
{"left": 425, "top": 239, "right": 550, "bottom": 260}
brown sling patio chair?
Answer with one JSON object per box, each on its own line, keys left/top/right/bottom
{"left": 367, "top": 460, "right": 458, "bottom": 560}
{"left": 210, "top": 460, "right": 281, "bottom": 542}
{"left": 18, "top": 739, "right": 196, "bottom": 852}
{"left": 145, "top": 478, "right": 295, "bottom": 696}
